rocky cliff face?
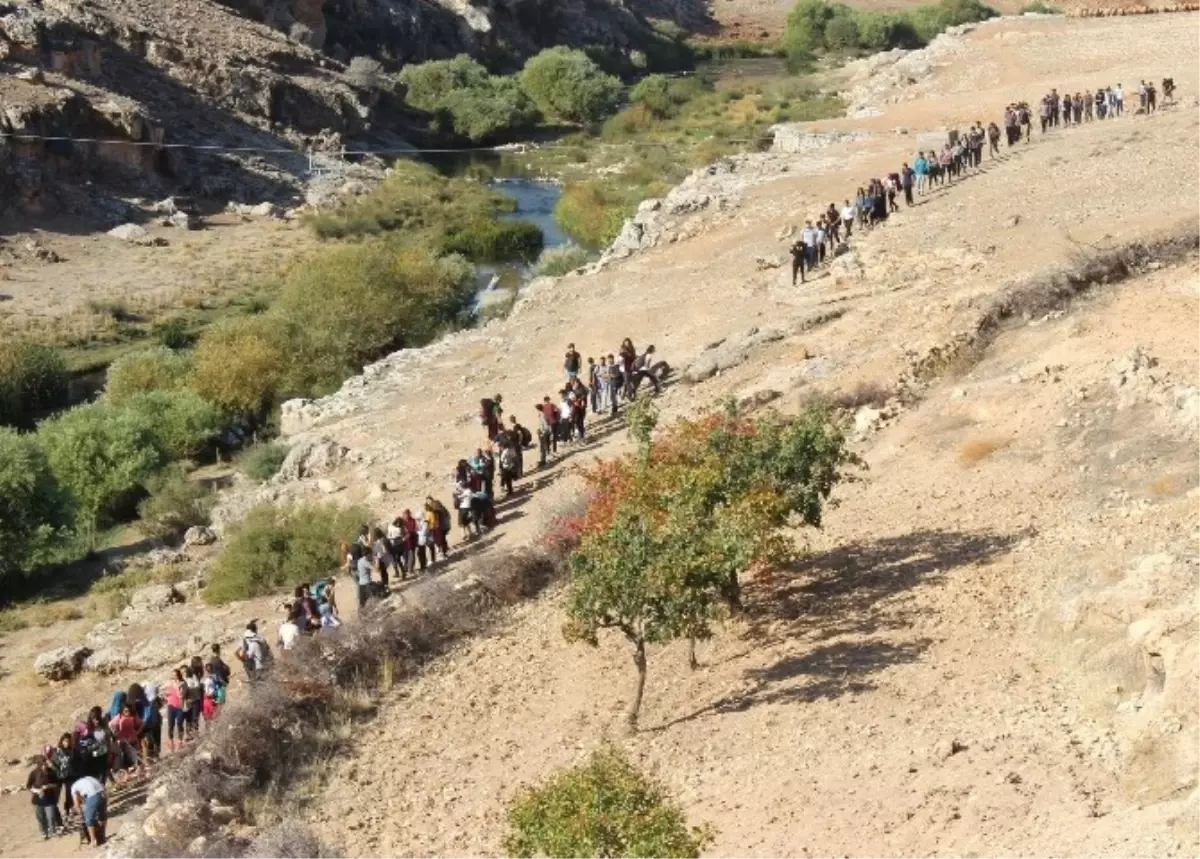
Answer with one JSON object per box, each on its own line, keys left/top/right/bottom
{"left": 0, "top": 0, "right": 661, "bottom": 218}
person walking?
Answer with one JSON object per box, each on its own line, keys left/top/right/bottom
{"left": 789, "top": 235, "right": 806, "bottom": 285}
{"left": 901, "top": 163, "right": 914, "bottom": 206}
{"left": 563, "top": 344, "right": 581, "bottom": 381}
{"left": 71, "top": 775, "right": 107, "bottom": 846}
{"left": 606, "top": 355, "right": 623, "bottom": 417}
{"left": 27, "top": 757, "right": 63, "bottom": 840}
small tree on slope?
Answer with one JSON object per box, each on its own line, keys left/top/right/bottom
{"left": 563, "top": 402, "right": 858, "bottom": 728}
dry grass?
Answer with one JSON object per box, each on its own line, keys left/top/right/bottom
{"left": 956, "top": 435, "right": 1012, "bottom": 466}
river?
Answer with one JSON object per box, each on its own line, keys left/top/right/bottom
{"left": 473, "top": 177, "right": 568, "bottom": 315}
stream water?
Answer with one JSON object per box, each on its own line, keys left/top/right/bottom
{"left": 473, "top": 177, "right": 567, "bottom": 313}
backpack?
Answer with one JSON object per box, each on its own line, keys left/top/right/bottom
{"left": 500, "top": 447, "right": 517, "bottom": 471}
{"left": 518, "top": 425, "right": 532, "bottom": 447}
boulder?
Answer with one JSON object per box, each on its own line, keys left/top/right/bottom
{"left": 183, "top": 526, "right": 216, "bottom": 547}
{"left": 249, "top": 201, "right": 281, "bottom": 217}
{"left": 274, "top": 436, "right": 349, "bottom": 483}
{"left": 84, "top": 647, "right": 128, "bottom": 674}
{"left": 142, "top": 799, "right": 212, "bottom": 843}
{"left": 166, "top": 211, "right": 196, "bottom": 229}
{"left": 127, "top": 636, "right": 188, "bottom": 671}
{"left": 123, "top": 584, "right": 185, "bottom": 619}
{"left": 34, "top": 645, "right": 92, "bottom": 681}
{"left": 107, "top": 223, "right": 149, "bottom": 243}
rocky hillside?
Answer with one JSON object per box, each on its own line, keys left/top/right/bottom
{"left": 0, "top": 0, "right": 673, "bottom": 219}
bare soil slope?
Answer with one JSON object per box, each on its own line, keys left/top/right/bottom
{"left": 0, "top": 12, "right": 1195, "bottom": 859}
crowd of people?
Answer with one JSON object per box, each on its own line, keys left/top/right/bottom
{"left": 788, "top": 77, "right": 1174, "bottom": 286}
{"left": 24, "top": 645, "right": 236, "bottom": 846}
{"left": 336, "top": 337, "right": 668, "bottom": 611}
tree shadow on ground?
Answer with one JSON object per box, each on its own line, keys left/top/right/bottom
{"left": 741, "top": 527, "right": 1027, "bottom": 644}
{"left": 652, "top": 527, "right": 1025, "bottom": 730}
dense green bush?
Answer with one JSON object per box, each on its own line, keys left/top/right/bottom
{"left": 521, "top": 47, "right": 624, "bottom": 124}
{"left": 554, "top": 181, "right": 637, "bottom": 249}
{"left": 398, "top": 56, "right": 539, "bottom": 141}
{"left": 203, "top": 503, "right": 371, "bottom": 604}
{"left": 783, "top": 0, "right": 994, "bottom": 59}
{"left": 120, "top": 390, "right": 224, "bottom": 460}
{"left": 628, "top": 74, "right": 704, "bottom": 120}
{"left": 105, "top": 346, "right": 195, "bottom": 406}
{"left": 190, "top": 315, "right": 294, "bottom": 419}
{"left": 0, "top": 341, "right": 69, "bottom": 429}
{"left": 136, "top": 466, "right": 215, "bottom": 541}
{"left": 0, "top": 428, "right": 71, "bottom": 581}
{"left": 236, "top": 441, "right": 290, "bottom": 483}
{"left": 272, "top": 243, "right": 474, "bottom": 392}
{"left": 504, "top": 745, "right": 713, "bottom": 858}
{"left": 439, "top": 219, "right": 544, "bottom": 263}
{"left": 39, "top": 402, "right": 164, "bottom": 547}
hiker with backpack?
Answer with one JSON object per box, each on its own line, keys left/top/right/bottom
{"left": 236, "top": 621, "right": 271, "bottom": 681}
{"left": 536, "top": 401, "right": 556, "bottom": 468}
{"left": 479, "top": 395, "right": 503, "bottom": 441}
{"left": 563, "top": 344, "right": 582, "bottom": 381}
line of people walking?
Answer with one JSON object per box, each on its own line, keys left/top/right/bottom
{"left": 787, "top": 76, "right": 1175, "bottom": 286}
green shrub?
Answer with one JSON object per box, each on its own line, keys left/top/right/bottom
{"left": 398, "top": 56, "right": 539, "bottom": 141}
{"left": 190, "top": 315, "right": 293, "bottom": 419}
{"left": 824, "top": 9, "right": 861, "bottom": 50}
{"left": 120, "top": 389, "right": 223, "bottom": 460}
{"left": 272, "top": 243, "right": 474, "bottom": 392}
{"left": 39, "top": 402, "right": 164, "bottom": 547}
{"left": 136, "top": 465, "right": 214, "bottom": 541}
{"left": 237, "top": 441, "right": 289, "bottom": 482}
{"left": 534, "top": 245, "right": 594, "bottom": 277}
{"left": 629, "top": 74, "right": 674, "bottom": 118}
{"left": 0, "top": 428, "right": 71, "bottom": 581}
{"left": 504, "top": 745, "right": 713, "bottom": 858}
{"left": 1019, "top": 0, "right": 1061, "bottom": 11}
{"left": 203, "top": 503, "right": 371, "bottom": 604}
{"left": 554, "top": 181, "right": 636, "bottom": 250}
{"left": 105, "top": 346, "right": 194, "bottom": 406}
{"left": 0, "top": 341, "right": 69, "bottom": 429}
{"left": 521, "top": 47, "right": 624, "bottom": 124}
{"left": 439, "top": 219, "right": 544, "bottom": 263}
{"left": 601, "top": 103, "right": 658, "bottom": 140}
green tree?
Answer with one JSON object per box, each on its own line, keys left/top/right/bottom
{"left": 521, "top": 47, "right": 624, "bottom": 124}
{"left": 504, "top": 745, "right": 713, "bottom": 858}
{"left": 564, "top": 405, "right": 859, "bottom": 726}
{"left": 190, "top": 315, "right": 293, "bottom": 418}
{"left": 824, "top": 9, "right": 862, "bottom": 49}
{"left": 39, "top": 403, "right": 164, "bottom": 547}
{"left": 0, "top": 428, "right": 71, "bottom": 580}
{"left": 120, "top": 389, "right": 224, "bottom": 460}
{"left": 398, "top": 56, "right": 539, "bottom": 141}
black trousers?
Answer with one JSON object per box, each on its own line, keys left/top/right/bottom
{"left": 791, "top": 252, "right": 805, "bottom": 284}
{"left": 903, "top": 185, "right": 913, "bottom": 206}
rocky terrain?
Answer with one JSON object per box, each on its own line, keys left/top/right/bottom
{"left": 0, "top": 10, "right": 1197, "bottom": 859}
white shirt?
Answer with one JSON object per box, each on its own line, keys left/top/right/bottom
{"left": 386, "top": 522, "right": 402, "bottom": 541}
{"left": 416, "top": 519, "right": 429, "bottom": 546}
{"left": 841, "top": 205, "right": 856, "bottom": 221}
{"left": 801, "top": 227, "right": 816, "bottom": 247}
{"left": 278, "top": 621, "right": 301, "bottom": 651}
{"left": 1114, "top": 85, "right": 1123, "bottom": 101}
{"left": 72, "top": 776, "right": 104, "bottom": 799}
{"left": 559, "top": 400, "right": 571, "bottom": 420}
{"left": 815, "top": 228, "right": 826, "bottom": 245}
